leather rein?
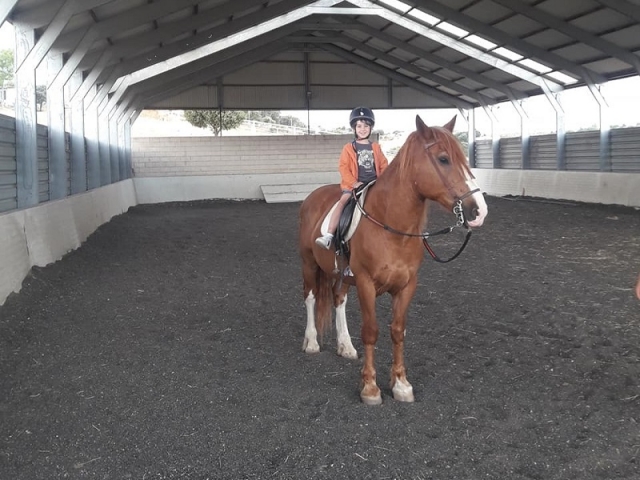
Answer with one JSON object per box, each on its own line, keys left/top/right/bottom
{"left": 353, "top": 139, "right": 480, "bottom": 264}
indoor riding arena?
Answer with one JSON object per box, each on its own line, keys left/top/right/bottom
{"left": 1, "top": 1, "right": 640, "bottom": 479}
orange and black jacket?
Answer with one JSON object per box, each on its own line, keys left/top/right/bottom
{"left": 338, "top": 141, "right": 389, "bottom": 191}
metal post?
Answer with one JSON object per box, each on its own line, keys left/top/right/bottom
{"left": 98, "top": 98, "right": 111, "bottom": 185}
{"left": 47, "top": 52, "right": 67, "bottom": 199}
{"left": 15, "top": 25, "right": 39, "bottom": 208}
{"left": 68, "top": 71, "right": 87, "bottom": 193}
{"left": 466, "top": 108, "right": 476, "bottom": 168}
{"left": 85, "top": 101, "right": 101, "bottom": 189}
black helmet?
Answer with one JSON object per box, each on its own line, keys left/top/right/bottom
{"left": 349, "top": 106, "right": 375, "bottom": 128}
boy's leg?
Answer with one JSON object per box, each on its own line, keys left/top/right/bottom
{"left": 316, "top": 192, "right": 350, "bottom": 249}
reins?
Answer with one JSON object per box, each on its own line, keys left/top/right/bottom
{"left": 353, "top": 137, "right": 480, "bottom": 263}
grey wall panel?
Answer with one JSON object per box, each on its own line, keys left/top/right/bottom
{"left": 65, "top": 132, "right": 72, "bottom": 195}
{"left": 309, "top": 62, "right": 387, "bottom": 85}
{"left": 308, "top": 85, "right": 389, "bottom": 109}
{"left": 611, "top": 127, "right": 640, "bottom": 173}
{"left": 500, "top": 137, "right": 522, "bottom": 169}
{"left": 0, "top": 114, "right": 17, "bottom": 213}
{"left": 37, "top": 125, "right": 49, "bottom": 202}
{"left": 150, "top": 86, "right": 218, "bottom": 109}
{"left": 565, "top": 131, "right": 600, "bottom": 171}
{"left": 475, "top": 139, "right": 493, "bottom": 168}
{"left": 224, "top": 62, "right": 305, "bottom": 85}
{"left": 389, "top": 85, "right": 461, "bottom": 109}
{"left": 529, "top": 134, "right": 557, "bottom": 170}
{"left": 223, "top": 85, "right": 307, "bottom": 109}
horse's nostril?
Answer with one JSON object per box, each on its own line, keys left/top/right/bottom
{"left": 471, "top": 207, "right": 479, "bottom": 220}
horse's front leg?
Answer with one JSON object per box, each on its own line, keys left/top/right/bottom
{"left": 389, "top": 277, "right": 417, "bottom": 402}
{"left": 356, "top": 279, "right": 381, "bottom": 405}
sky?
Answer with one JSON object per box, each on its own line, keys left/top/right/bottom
{"left": 2, "top": 20, "right": 639, "bottom": 137}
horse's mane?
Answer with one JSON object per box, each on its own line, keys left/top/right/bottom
{"left": 392, "top": 125, "right": 472, "bottom": 182}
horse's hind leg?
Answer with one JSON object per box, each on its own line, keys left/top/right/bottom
{"left": 302, "top": 262, "right": 320, "bottom": 353}
{"left": 334, "top": 283, "right": 357, "bottom": 359}
{"left": 302, "top": 290, "right": 320, "bottom": 353}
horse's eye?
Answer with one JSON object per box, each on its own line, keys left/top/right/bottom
{"left": 438, "top": 156, "right": 449, "bottom": 165}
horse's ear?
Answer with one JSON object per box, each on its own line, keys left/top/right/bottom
{"left": 416, "top": 115, "right": 431, "bottom": 136}
{"left": 443, "top": 115, "right": 457, "bottom": 132}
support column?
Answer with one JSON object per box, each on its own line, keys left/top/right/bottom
{"left": 542, "top": 90, "right": 566, "bottom": 170}
{"left": 97, "top": 97, "right": 111, "bottom": 185}
{"left": 124, "top": 120, "right": 132, "bottom": 178}
{"left": 14, "top": 26, "right": 39, "bottom": 208}
{"left": 466, "top": 108, "right": 476, "bottom": 168}
{"left": 109, "top": 115, "right": 120, "bottom": 182}
{"left": 47, "top": 52, "right": 66, "bottom": 199}
{"left": 85, "top": 101, "right": 101, "bottom": 189}
{"left": 555, "top": 97, "right": 566, "bottom": 170}
{"left": 513, "top": 101, "right": 530, "bottom": 169}
{"left": 589, "top": 86, "right": 611, "bottom": 171}
{"left": 483, "top": 106, "right": 500, "bottom": 169}
{"left": 68, "top": 71, "right": 87, "bottom": 193}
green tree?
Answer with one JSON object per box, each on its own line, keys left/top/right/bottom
{"left": 36, "top": 85, "right": 47, "bottom": 111}
{"left": 455, "top": 130, "right": 482, "bottom": 151}
{"left": 0, "top": 49, "right": 14, "bottom": 87}
{"left": 183, "top": 109, "right": 246, "bottom": 136}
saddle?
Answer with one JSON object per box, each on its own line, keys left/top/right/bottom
{"left": 320, "top": 182, "right": 374, "bottom": 260}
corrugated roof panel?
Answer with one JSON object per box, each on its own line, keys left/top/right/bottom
{"left": 536, "top": 0, "right": 600, "bottom": 19}
{"left": 492, "top": 14, "right": 544, "bottom": 37}
{"left": 552, "top": 43, "right": 615, "bottom": 64}
{"left": 93, "top": 0, "right": 147, "bottom": 20}
{"left": 583, "top": 57, "right": 637, "bottom": 76}
{"left": 573, "top": 10, "right": 635, "bottom": 34}
{"left": 522, "top": 29, "right": 574, "bottom": 50}
{"left": 602, "top": 25, "right": 640, "bottom": 49}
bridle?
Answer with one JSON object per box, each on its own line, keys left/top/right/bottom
{"left": 353, "top": 137, "right": 480, "bottom": 263}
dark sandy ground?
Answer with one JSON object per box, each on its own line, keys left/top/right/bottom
{"left": 1, "top": 195, "right": 639, "bottom": 480}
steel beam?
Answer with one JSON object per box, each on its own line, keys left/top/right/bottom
{"left": 491, "top": 0, "right": 640, "bottom": 74}
{"left": 320, "top": 43, "right": 474, "bottom": 109}
{"left": 593, "top": 0, "right": 640, "bottom": 22}
{"left": 350, "top": 0, "right": 564, "bottom": 92}
{"left": 49, "top": 0, "right": 203, "bottom": 90}
{"left": 309, "top": 32, "right": 496, "bottom": 106}
{"left": 0, "top": 0, "right": 20, "bottom": 26}
{"left": 341, "top": 19, "right": 527, "bottom": 102}
{"left": 16, "top": 0, "right": 113, "bottom": 73}
{"left": 409, "top": 0, "right": 606, "bottom": 86}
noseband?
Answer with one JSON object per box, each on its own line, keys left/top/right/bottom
{"left": 354, "top": 138, "right": 480, "bottom": 263}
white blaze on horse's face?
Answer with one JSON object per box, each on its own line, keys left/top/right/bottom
{"left": 465, "top": 176, "right": 488, "bottom": 228}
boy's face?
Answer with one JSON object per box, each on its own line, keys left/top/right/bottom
{"left": 354, "top": 120, "right": 371, "bottom": 139}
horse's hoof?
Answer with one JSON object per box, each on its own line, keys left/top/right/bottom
{"left": 361, "top": 393, "right": 383, "bottom": 405}
{"left": 337, "top": 343, "right": 358, "bottom": 360}
{"left": 360, "top": 384, "right": 382, "bottom": 405}
{"left": 392, "top": 381, "right": 415, "bottom": 403}
{"left": 302, "top": 338, "right": 320, "bottom": 354}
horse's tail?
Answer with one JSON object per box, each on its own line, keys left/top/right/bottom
{"left": 314, "top": 267, "right": 334, "bottom": 339}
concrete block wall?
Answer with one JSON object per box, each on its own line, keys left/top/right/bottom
{"left": 0, "top": 180, "right": 137, "bottom": 306}
{"left": 132, "top": 134, "right": 352, "bottom": 177}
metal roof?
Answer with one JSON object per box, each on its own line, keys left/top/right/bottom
{"left": 3, "top": 0, "right": 640, "bottom": 116}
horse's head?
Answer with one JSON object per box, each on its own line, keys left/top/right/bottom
{"left": 402, "top": 115, "right": 488, "bottom": 228}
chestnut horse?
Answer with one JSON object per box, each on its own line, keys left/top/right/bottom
{"left": 298, "top": 115, "right": 488, "bottom": 405}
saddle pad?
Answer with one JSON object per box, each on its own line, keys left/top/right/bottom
{"left": 319, "top": 186, "right": 370, "bottom": 242}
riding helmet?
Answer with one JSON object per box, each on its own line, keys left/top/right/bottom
{"left": 349, "top": 106, "right": 375, "bottom": 128}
